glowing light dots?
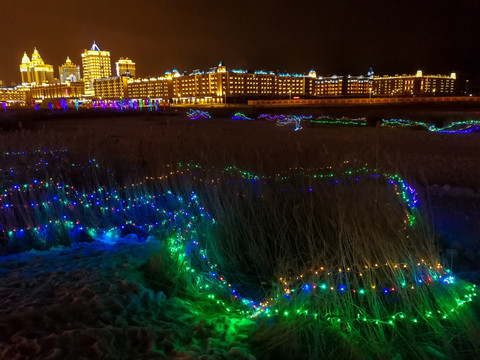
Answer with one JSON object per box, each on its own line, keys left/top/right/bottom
{"left": 380, "top": 119, "right": 480, "bottom": 134}
{"left": 186, "top": 109, "right": 211, "bottom": 119}
{"left": 310, "top": 116, "right": 367, "bottom": 126}
{"left": 231, "top": 113, "right": 254, "bottom": 121}
{"left": 0, "top": 154, "right": 477, "bottom": 331}
{"left": 259, "top": 114, "right": 313, "bottom": 131}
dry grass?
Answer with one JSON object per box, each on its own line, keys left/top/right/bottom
{"left": 1, "top": 109, "right": 480, "bottom": 359}
{"left": 1, "top": 108, "right": 478, "bottom": 187}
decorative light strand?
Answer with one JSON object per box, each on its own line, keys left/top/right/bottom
{"left": 310, "top": 116, "right": 367, "bottom": 126}
{"left": 0, "top": 155, "right": 476, "bottom": 329}
{"left": 231, "top": 113, "right": 254, "bottom": 121}
{"left": 380, "top": 119, "right": 480, "bottom": 134}
{"left": 258, "top": 114, "right": 313, "bottom": 131}
{"left": 186, "top": 109, "right": 211, "bottom": 119}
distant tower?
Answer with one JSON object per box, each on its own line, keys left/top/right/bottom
{"left": 29, "top": 48, "right": 54, "bottom": 84}
{"left": 81, "top": 42, "right": 111, "bottom": 96}
{"left": 308, "top": 69, "right": 317, "bottom": 78}
{"left": 20, "top": 48, "right": 54, "bottom": 85}
{"left": 20, "top": 52, "right": 31, "bottom": 84}
{"left": 59, "top": 56, "right": 81, "bottom": 83}
{"left": 116, "top": 58, "right": 136, "bottom": 78}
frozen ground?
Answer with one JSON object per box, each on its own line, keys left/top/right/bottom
{"left": 0, "top": 186, "right": 478, "bottom": 359}
{"left": 425, "top": 185, "right": 480, "bottom": 283}
{"left": 1, "top": 110, "right": 480, "bottom": 358}
{"left": 0, "top": 236, "right": 255, "bottom": 360}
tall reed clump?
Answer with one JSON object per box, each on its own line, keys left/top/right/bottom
{"left": 164, "top": 164, "right": 479, "bottom": 360}
{"left": 1, "top": 135, "right": 478, "bottom": 359}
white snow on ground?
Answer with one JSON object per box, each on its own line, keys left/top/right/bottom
{"left": 0, "top": 237, "right": 255, "bottom": 360}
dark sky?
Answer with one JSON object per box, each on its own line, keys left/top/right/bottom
{"left": 1, "top": 0, "right": 479, "bottom": 85}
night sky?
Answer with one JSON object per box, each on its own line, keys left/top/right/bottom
{"left": 1, "top": 0, "right": 479, "bottom": 85}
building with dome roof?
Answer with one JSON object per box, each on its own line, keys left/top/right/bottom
{"left": 19, "top": 48, "right": 54, "bottom": 85}
{"left": 59, "top": 57, "right": 81, "bottom": 83}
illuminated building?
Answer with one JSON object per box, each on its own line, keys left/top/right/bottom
{"left": 19, "top": 48, "right": 54, "bottom": 85}
{"left": 59, "top": 57, "right": 81, "bottom": 83}
{"left": 314, "top": 75, "right": 344, "bottom": 96}
{"left": 90, "top": 62, "right": 455, "bottom": 103}
{"left": 81, "top": 42, "right": 111, "bottom": 96}
{"left": 125, "top": 64, "right": 377, "bottom": 103}
{"left": 30, "top": 82, "right": 84, "bottom": 100}
{"left": 93, "top": 76, "right": 128, "bottom": 99}
{"left": 275, "top": 73, "right": 307, "bottom": 97}
{"left": 128, "top": 76, "right": 172, "bottom": 101}
{"left": 345, "top": 75, "right": 373, "bottom": 96}
{"left": 372, "top": 71, "right": 456, "bottom": 96}
{"left": 116, "top": 58, "right": 136, "bottom": 78}
{"left": 0, "top": 86, "right": 29, "bottom": 104}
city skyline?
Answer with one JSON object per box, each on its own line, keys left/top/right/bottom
{"left": 0, "top": 1, "right": 479, "bottom": 85}
{"left": 6, "top": 42, "right": 461, "bottom": 84}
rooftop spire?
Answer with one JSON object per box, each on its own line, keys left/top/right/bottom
{"left": 21, "top": 51, "right": 30, "bottom": 64}
{"left": 31, "top": 48, "right": 43, "bottom": 63}
{"left": 91, "top": 41, "right": 101, "bottom": 51}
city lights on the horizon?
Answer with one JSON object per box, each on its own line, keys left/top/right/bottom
{"left": 0, "top": 42, "right": 462, "bottom": 107}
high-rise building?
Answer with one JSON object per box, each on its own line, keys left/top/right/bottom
{"left": 20, "top": 52, "right": 31, "bottom": 84}
{"left": 81, "top": 42, "right": 111, "bottom": 96}
{"left": 59, "top": 57, "right": 81, "bottom": 83}
{"left": 19, "top": 48, "right": 54, "bottom": 85}
{"left": 116, "top": 58, "right": 136, "bottom": 78}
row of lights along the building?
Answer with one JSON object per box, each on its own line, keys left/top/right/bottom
{"left": 0, "top": 42, "right": 457, "bottom": 106}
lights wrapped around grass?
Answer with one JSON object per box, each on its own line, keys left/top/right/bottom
{"left": 186, "top": 109, "right": 211, "bottom": 120}
{"left": 0, "top": 155, "right": 477, "bottom": 329}
{"left": 258, "top": 114, "right": 312, "bottom": 131}
{"left": 435, "top": 120, "right": 480, "bottom": 133}
{"left": 231, "top": 113, "right": 254, "bottom": 121}
{"left": 380, "top": 119, "right": 480, "bottom": 133}
{"left": 310, "top": 116, "right": 367, "bottom": 126}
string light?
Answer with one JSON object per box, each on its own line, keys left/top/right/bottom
{"left": 0, "top": 154, "right": 476, "bottom": 329}
{"left": 310, "top": 116, "right": 367, "bottom": 126}
{"left": 380, "top": 119, "right": 480, "bottom": 133}
{"left": 231, "top": 113, "right": 254, "bottom": 121}
{"left": 186, "top": 109, "right": 211, "bottom": 119}
{"left": 259, "top": 114, "right": 312, "bottom": 131}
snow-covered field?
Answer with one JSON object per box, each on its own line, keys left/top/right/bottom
{"left": 1, "top": 110, "right": 480, "bottom": 359}
{"left": 0, "top": 236, "right": 255, "bottom": 360}
{"left": 0, "top": 186, "right": 478, "bottom": 359}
